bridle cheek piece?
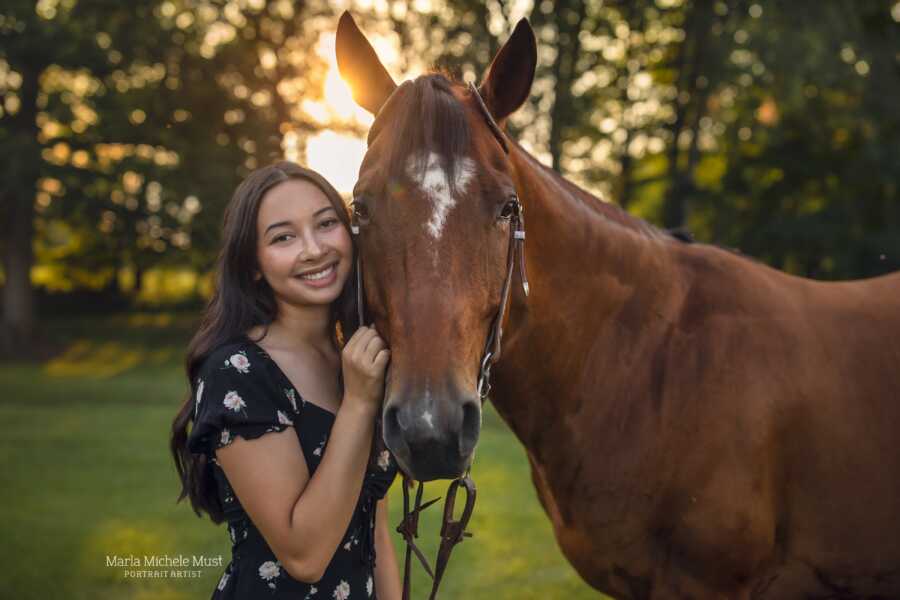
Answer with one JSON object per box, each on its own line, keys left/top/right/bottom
{"left": 348, "top": 82, "right": 528, "bottom": 600}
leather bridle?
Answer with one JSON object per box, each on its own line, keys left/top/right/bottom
{"left": 469, "top": 83, "right": 531, "bottom": 404}
{"left": 349, "top": 82, "right": 529, "bottom": 599}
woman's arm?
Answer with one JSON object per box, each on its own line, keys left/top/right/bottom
{"left": 216, "top": 401, "right": 376, "bottom": 582}
{"left": 374, "top": 494, "right": 403, "bottom": 600}
{"left": 214, "top": 326, "right": 389, "bottom": 583}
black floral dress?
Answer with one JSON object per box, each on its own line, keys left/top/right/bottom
{"left": 187, "top": 338, "right": 398, "bottom": 600}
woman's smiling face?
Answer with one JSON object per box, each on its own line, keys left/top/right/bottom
{"left": 255, "top": 178, "right": 353, "bottom": 308}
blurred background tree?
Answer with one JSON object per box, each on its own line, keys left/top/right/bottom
{"left": 0, "top": 0, "right": 363, "bottom": 354}
{"left": 1, "top": 0, "right": 898, "bottom": 357}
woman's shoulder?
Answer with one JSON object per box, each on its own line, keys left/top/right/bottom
{"left": 197, "top": 337, "right": 266, "bottom": 382}
{"left": 188, "top": 337, "right": 296, "bottom": 455}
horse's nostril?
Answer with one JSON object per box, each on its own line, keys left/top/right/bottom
{"left": 384, "top": 403, "right": 406, "bottom": 438}
{"left": 459, "top": 400, "right": 482, "bottom": 456}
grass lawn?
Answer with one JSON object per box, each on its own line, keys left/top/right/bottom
{"left": 1, "top": 313, "right": 602, "bottom": 599}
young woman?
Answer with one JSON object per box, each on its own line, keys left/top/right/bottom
{"left": 170, "top": 162, "right": 401, "bottom": 599}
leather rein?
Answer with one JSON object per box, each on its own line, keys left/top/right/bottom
{"left": 350, "top": 82, "right": 529, "bottom": 599}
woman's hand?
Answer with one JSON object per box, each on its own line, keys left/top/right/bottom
{"left": 341, "top": 325, "right": 390, "bottom": 414}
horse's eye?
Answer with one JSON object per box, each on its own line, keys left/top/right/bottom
{"left": 499, "top": 197, "right": 519, "bottom": 220}
{"left": 352, "top": 199, "right": 370, "bottom": 223}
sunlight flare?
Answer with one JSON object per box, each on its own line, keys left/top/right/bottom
{"left": 305, "top": 131, "right": 367, "bottom": 194}
{"left": 297, "top": 30, "right": 406, "bottom": 193}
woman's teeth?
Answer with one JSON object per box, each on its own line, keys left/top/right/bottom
{"left": 299, "top": 265, "right": 335, "bottom": 280}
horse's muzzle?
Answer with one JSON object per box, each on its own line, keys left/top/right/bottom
{"left": 382, "top": 394, "right": 481, "bottom": 481}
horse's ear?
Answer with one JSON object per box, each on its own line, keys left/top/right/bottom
{"left": 478, "top": 19, "right": 537, "bottom": 123}
{"left": 336, "top": 11, "right": 397, "bottom": 115}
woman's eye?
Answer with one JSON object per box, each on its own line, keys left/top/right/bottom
{"left": 272, "top": 233, "right": 294, "bottom": 244}
{"left": 319, "top": 218, "right": 339, "bottom": 229}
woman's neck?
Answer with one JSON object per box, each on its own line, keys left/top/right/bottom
{"left": 253, "top": 301, "right": 335, "bottom": 355}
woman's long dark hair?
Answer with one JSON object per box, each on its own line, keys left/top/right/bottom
{"left": 170, "top": 161, "right": 364, "bottom": 523}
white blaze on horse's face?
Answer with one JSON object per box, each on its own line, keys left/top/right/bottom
{"left": 407, "top": 152, "right": 476, "bottom": 240}
{"left": 421, "top": 381, "right": 434, "bottom": 429}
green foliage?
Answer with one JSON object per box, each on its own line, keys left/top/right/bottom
{"left": 1, "top": 0, "right": 364, "bottom": 298}
{"left": 513, "top": 0, "right": 900, "bottom": 279}
{"left": 2, "top": 0, "right": 899, "bottom": 315}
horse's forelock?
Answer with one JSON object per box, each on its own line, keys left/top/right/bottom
{"left": 368, "top": 74, "right": 472, "bottom": 195}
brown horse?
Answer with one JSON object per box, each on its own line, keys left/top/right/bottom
{"left": 336, "top": 13, "right": 900, "bottom": 600}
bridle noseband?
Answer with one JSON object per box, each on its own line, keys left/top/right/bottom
{"left": 349, "top": 82, "right": 529, "bottom": 600}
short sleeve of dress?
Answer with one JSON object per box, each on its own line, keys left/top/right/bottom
{"left": 187, "top": 344, "right": 296, "bottom": 456}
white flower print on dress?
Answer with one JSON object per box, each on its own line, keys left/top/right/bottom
{"left": 277, "top": 410, "right": 293, "bottom": 426}
{"left": 259, "top": 560, "right": 281, "bottom": 589}
{"left": 333, "top": 580, "right": 351, "bottom": 600}
{"left": 313, "top": 435, "right": 327, "bottom": 457}
{"left": 259, "top": 560, "right": 280, "bottom": 579}
{"left": 223, "top": 390, "right": 246, "bottom": 412}
{"left": 366, "top": 575, "right": 373, "bottom": 597}
{"left": 302, "top": 586, "right": 319, "bottom": 600}
{"left": 285, "top": 388, "right": 299, "bottom": 413}
{"left": 227, "top": 352, "right": 251, "bottom": 373}
{"left": 220, "top": 429, "right": 232, "bottom": 446}
{"left": 195, "top": 379, "right": 204, "bottom": 416}
{"left": 377, "top": 449, "right": 391, "bottom": 471}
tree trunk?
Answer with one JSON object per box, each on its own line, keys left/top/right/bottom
{"left": 615, "top": 0, "right": 644, "bottom": 210}
{"left": 662, "top": 0, "right": 714, "bottom": 230}
{"left": 547, "top": 1, "right": 588, "bottom": 171}
{"left": 1, "top": 65, "right": 41, "bottom": 357}
{"left": 1, "top": 188, "right": 35, "bottom": 343}
{"left": 133, "top": 261, "right": 145, "bottom": 296}
{"left": 619, "top": 150, "right": 634, "bottom": 209}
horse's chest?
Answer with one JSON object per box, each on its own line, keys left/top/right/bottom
{"left": 526, "top": 453, "right": 656, "bottom": 592}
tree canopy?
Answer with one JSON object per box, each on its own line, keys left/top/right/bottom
{"left": 2, "top": 0, "right": 898, "bottom": 355}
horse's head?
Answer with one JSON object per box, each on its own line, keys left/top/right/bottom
{"left": 336, "top": 12, "right": 536, "bottom": 480}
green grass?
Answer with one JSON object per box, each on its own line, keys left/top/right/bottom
{"left": 1, "top": 314, "right": 601, "bottom": 599}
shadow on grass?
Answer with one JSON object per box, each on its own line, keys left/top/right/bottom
{"left": 29, "top": 312, "right": 198, "bottom": 378}
{"left": 45, "top": 341, "right": 174, "bottom": 378}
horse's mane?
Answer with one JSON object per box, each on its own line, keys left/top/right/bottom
{"left": 513, "top": 139, "right": 674, "bottom": 242}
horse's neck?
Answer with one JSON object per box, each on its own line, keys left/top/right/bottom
{"left": 491, "top": 146, "right": 683, "bottom": 452}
